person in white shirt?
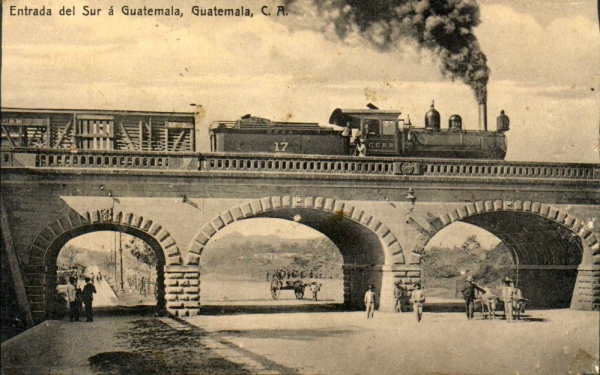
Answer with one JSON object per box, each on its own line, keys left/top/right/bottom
{"left": 66, "top": 277, "right": 80, "bottom": 322}
{"left": 364, "top": 285, "right": 376, "bottom": 319}
{"left": 410, "top": 283, "right": 426, "bottom": 322}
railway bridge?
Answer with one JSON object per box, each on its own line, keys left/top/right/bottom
{"left": 1, "top": 148, "right": 599, "bottom": 326}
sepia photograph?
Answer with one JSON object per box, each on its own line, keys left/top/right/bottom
{"left": 1, "top": 0, "right": 599, "bottom": 374}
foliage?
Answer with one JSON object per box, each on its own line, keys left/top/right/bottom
{"left": 202, "top": 232, "right": 343, "bottom": 279}
{"left": 56, "top": 245, "right": 89, "bottom": 272}
{"left": 123, "top": 237, "right": 157, "bottom": 267}
{"left": 422, "top": 235, "right": 514, "bottom": 295}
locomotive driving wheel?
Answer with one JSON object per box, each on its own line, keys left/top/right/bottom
{"left": 270, "top": 279, "right": 281, "bottom": 300}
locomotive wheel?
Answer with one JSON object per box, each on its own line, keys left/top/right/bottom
{"left": 295, "top": 286, "right": 305, "bottom": 300}
{"left": 271, "top": 280, "right": 281, "bottom": 300}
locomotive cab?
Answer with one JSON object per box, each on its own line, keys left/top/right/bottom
{"left": 329, "top": 108, "right": 402, "bottom": 156}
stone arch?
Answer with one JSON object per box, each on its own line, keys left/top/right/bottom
{"left": 25, "top": 209, "right": 183, "bottom": 322}
{"left": 28, "top": 209, "right": 182, "bottom": 267}
{"left": 186, "top": 195, "right": 404, "bottom": 266}
{"left": 409, "top": 200, "right": 599, "bottom": 262}
{"left": 414, "top": 199, "right": 599, "bottom": 310}
{"left": 187, "top": 195, "right": 405, "bottom": 311}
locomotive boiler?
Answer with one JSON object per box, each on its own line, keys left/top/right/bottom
{"left": 210, "top": 102, "right": 510, "bottom": 159}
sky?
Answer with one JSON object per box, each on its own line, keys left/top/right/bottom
{"left": 1, "top": 0, "right": 598, "bottom": 163}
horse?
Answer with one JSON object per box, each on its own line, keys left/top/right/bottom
{"left": 478, "top": 288, "right": 499, "bottom": 319}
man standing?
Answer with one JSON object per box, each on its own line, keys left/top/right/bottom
{"left": 310, "top": 283, "right": 321, "bottom": 301}
{"left": 462, "top": 276, "right": 485, "bottom": 320}
{"left": 410, "top": 283, "right": 425, "bottom": 322}
{"left": 82, "top": 277, "right": 97, "bottom": 322}
{"left": 502, "top": 277, "right": 516, "bottom": 322}
{"left": 394, "top": 283, "right": 403, "bottom": 313}
{"left": 66, "top": 277, "right": 80, "bottom": 322}
{"left": 364, "top": 285, "right": 376, "bottom": 319}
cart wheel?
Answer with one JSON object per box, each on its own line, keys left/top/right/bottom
{"left": 295, "top": 286, "right": 305, "bottom": 299}
{"left": 271, "top": 280, "right": 281, "bottom": 300}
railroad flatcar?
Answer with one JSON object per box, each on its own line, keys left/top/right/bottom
{"left": 210, "top": 103, "right": 510, "bottom": 159}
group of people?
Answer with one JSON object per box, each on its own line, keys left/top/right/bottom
{"left": 367, "top": 275, "right": 525, "bottom": 323}
{"left": 65, "top": 276, "right": 96, "bottom": 322}
{"left": 127, "top": 273, "right": 156, "bottom": 297}
{"left": 473, "top": 276, "right": 525, "bottom": 321}
{"left": 341, "top": 123, "right": 367, "bottom": 157}
{"left": 462, "top": 276, "right": 526, "bottom": 321}
{"left": 366, "top": 283, "right": 426, "bottom": 322}
{"left": 268, "top": 268, "right": 323, "bottom": 281}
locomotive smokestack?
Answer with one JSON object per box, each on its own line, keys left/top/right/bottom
{"left": 478, "top": 100, "right": 488, "bottom": 131}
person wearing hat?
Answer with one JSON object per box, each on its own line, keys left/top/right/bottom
{"left": 462, "top": 275, "right": 485, "bottom": 320}
{"left": 410, "top": 283, "right": 426, "bottom": 322}
{"left": 82, "top": 277, "right": 97, "bottom": 322}
{"left": 66, "top": 277, "right": 80, "bottom": 322}
{"left": 501, "top": 277, "right": 516, "bottom": 322}
{"left": 364, "top": 285, "right": 376, "bottom": 319}
{"left": 394, "top": 283, "right": 403, "bottom": 313}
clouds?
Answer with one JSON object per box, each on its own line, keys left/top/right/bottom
{"left": 478, "top": 5, "right": 599, "bottom": 88}
{"left": 1, "top": 1, "right": 598, "bottom": 162}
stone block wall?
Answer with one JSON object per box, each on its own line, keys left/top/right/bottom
{"left": 571, "top": 266, "right": 600, "bottom": 310}
{"left": 164, "top": 266, "right": 201, "bottom": 317}
{"left": 391, "top": 269, "right": 422, "bottom": 312}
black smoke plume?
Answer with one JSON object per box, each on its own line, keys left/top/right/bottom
{"left": 284, "top": 0, "right": 490, "bottom": 102}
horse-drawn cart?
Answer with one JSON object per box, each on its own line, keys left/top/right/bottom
{"left": 270, "top": 276, "right": 323, "bottom": 300}
{"left": 270, "top": 277, "right": 307, "bottom": 300}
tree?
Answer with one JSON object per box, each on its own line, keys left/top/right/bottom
{"left": 123, "top": 237, "right": 157, "bottom": 267}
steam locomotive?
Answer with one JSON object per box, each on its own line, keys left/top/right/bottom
{"left": 209, "top": 102, "right": 510, "bottom": 160}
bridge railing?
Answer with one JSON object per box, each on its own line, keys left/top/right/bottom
{"left": 201, "top": 153, "right": 599, "bottom": 181}
{"left": 2, "top": 148, "right": 598, "bottom": 181}
{"left": 1, "top": 148, "right": 200, "bottom": 171}
{"left": 38, "top": 153, "right": 171, "bottom": 169}
{"left": 419, "top": 161, "right": 597, "bottom": 180}
{"left": 201, "top": 154, "right": 398, "bottom": 175}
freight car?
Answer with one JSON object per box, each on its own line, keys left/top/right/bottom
{"left": 1, "top": 108, "right": 195, "bottom": 152}
{"left": 210, "top": 103, "right": 510, "bottom": 159}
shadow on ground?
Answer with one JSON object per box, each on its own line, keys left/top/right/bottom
{"left": 199, "top": 303, "right": 347, "bottom": 315}
{"left": 217, "top": 328, "right": 355, "bottom": 341}
{"left": 93, "top": 305, "right": 160, "bottom": 317}
{"left": 89, "top": 351, "right": 157, "bottom": 374}
{"left": 94, "top": 318, "right": 252, "bottom": 375}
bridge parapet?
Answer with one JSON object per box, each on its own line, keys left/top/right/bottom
{"left": 1, "top": 148, "right": 199, "bottom": 171}
{"left": 200, "top": 154, "right": 600, "bottom": 183}
{"left": 2, "top": 148, "right": 598, "bottom": 182}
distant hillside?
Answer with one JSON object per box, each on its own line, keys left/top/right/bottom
{"left": 202, "top": 231, "right": 343, "bottom": 279}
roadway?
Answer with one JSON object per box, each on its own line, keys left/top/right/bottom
{"left": 2, "top": 306, "right": 598, "bottom": 375}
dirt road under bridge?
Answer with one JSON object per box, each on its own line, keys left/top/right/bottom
{"left": 2, "top": 306, "right": 598, "bottom": 375}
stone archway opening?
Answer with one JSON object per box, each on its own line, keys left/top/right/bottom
{"left": 421, "top": 222, "right": 514, "bottom": 308}
{"left": 189, "top": 196, "right": 404, "bottom": 312}
{"left": 421, "top": 200, "right": 597, "bottom": 310}
{"left": 200, "top": 218, "right": 344, "bottom": 311}
{"left": 37, "top": 223, "right": 168, "bottom": 321}
{"left": 461, "top": 211, "right": 583, "bottom": 309}
{"left": 53, "top": 230, "right": 165, "bottom": 319}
